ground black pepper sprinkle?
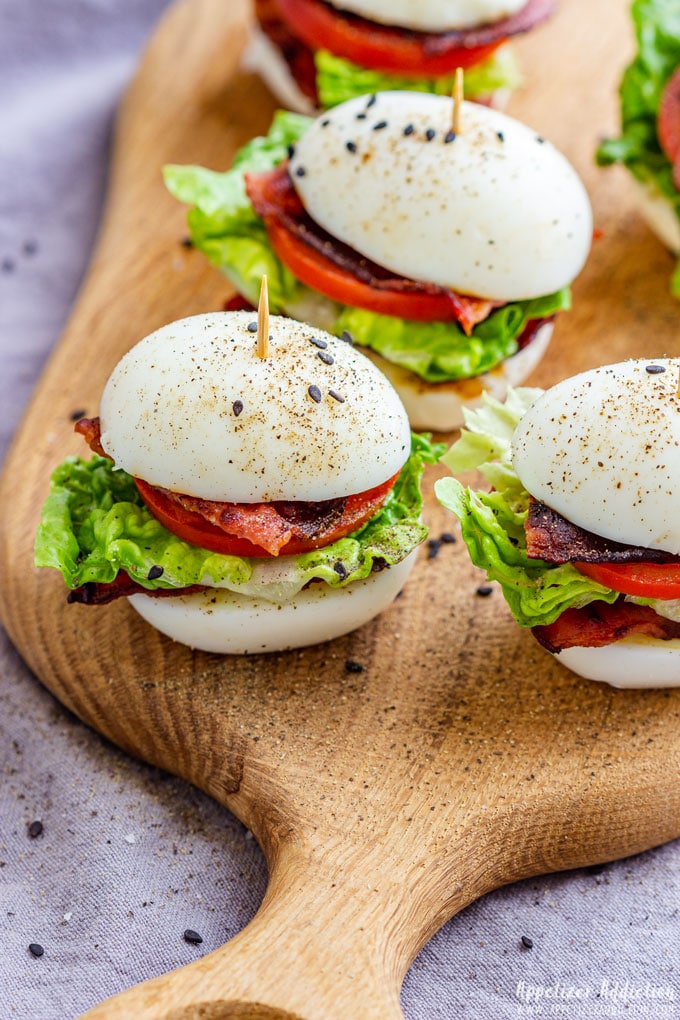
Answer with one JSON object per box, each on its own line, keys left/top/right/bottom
{"left": 70, "top": 409, "right": 86, "bottom": 421}
{"left": 295, "top": 166, "right": 306, "bottom": 177}
{"left": 233, "top": 399, "right": 244, "bottom": 417}
{"left": 366, "top": 94, "right": 377, "bottom": 107}
{"left": 444, "top": 130, "right": 457, "bottom": 144}
{"left": 340, "top": 330, "right": 354, "bottom": 344}
{"left": 247, "top": 321, "right": 258, "bottom": 333}
{"left": 476, "top": 585, "right": 493, "bottom": 597}
{"left": 425, "top": 128, "right": 436, "bottom": 141}
{"left": 521, "top": 935, "right": 534, "bottom": 949}
{"left": 310, "top": 336, "right": 328, "bottom": 349}
{"left": 180, "top": 237, "right": 193, "bottom": 249}
{"left": 28, "top": 943, "right": 44, "bottom": 957}
{"left": 183, "top": 929, "right": 203, "bottom": 945}
{"left": 147, "top": 565, "right": 164, "bottom": 581}
{"left": 427, "top": 539, "right": 442, "bottom": 560}
{"left": 373, "top": 120, "right": 388, "bottom": 131}
{"left": 329, "top": 389, "right": 345, "bottom": 403}
{"left": 308, "top": 385, "right": 322, "bottom": 403}
{"left": 317, "top": 351, "right": 334, "bottom": 365}
{"left": 28, "top": 820, "right": 43, "bottom": 839}
{"left": 345, "top": 659, "right": 364, "bottom": 673}
{"left": 334, "top": 562, "right": 348, "bottom": 580}
{"left": 440, "top": 532, "right": 456, "bottom": 544}
{"left": 403, "top": 124, "right": 415, "bottom": 136}
{"left": 645, "top": 364, "right": 666, "bottom": 374}
{"left": 345, "top": 140, "right": 357, "bottom": 153}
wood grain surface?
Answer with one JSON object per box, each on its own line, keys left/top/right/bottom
{"left": 1, "top": 0, "right": 679, "bottom": 1017}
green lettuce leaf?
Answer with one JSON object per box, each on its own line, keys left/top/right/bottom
{"left": 434, "top": 391, "right": 619, "bottom": 628}
{"left": 595, "top": 0, "right": 680, "bottom": 295}
{"left": 35, "top": 435, "right": 442, "bottom": 605}
{"left": 315, "top": 46, "right": 521, "bottom": 110}
{"left": 165, "top": 113, "right": 569, "bottom": 382}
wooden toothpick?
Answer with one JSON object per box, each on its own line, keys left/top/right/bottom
{"left": 257, "top": 274, "right": 269, "bottom": 359}
{"left": 452, "top": 67, "right": 464, "bottom": 135}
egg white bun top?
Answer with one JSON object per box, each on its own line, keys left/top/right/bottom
{"left": 289, "top": 92, "right": 592, "bottom": 302}
{"left": 327, "top": 0, "right": 527, "bottom": 31}
{"left": 99, "top": 311, "right": 411, "bottom": 503}
{"left": 512, "top": 358, "right": 680, "bottom": 555}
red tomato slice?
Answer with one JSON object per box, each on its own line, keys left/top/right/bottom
{"left": 574, "top": 560, "right": 680, "bottom": 600}
{"left": 266, "top": 217, "right": 463, "bottom": 321}
{"left": 274, "top": 0, "right": 502, "bottom": 76}
{"left": 658, "top": 67, "right": 680, "bottom": 191}
{"left": 135, "top": 475, "right": 398, "bottom": 558}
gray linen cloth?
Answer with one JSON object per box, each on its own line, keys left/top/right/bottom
{"left": 1, "top": 1, "right": 678, "bottom": 1017}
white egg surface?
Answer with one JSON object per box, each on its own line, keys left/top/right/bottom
{"left": 129, "top": 551, "right": 417, "bottom": 654}
{"left": 100, "top": 311, "right": 411, "bottom": 503}
{"left": 556, "top": 637, "right": 680, "bottom": 689}
{"left": 289, "top": 92, "right": 592, "bottom": 301}
{"left": 512, "top": 358, "right": 680, "bottom": 554}
{"left": 327, "top": 0, "right": 526, "bottom": 32}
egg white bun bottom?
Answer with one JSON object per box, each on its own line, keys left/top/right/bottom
{"left": 363, "top": 319, "right": 553, "bottom": 432}
{"left": 632, "top": 178, "right": 680, "bottom": 255}
{"left": 554, "top": 637, "right": 680, "bottom": 689}
{"left": 241, "top": 25, "right": 510, "bottom": 114}
{"left": 128, "top": 552, "right": 416, "bottom": 655}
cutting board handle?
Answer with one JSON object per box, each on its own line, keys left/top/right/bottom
{"left": 78, "top": 844, "right": 406, "bottom": 1020}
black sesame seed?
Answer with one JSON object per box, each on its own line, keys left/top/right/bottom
{"left": 287, "top": 143, "right": 296, "bottom": 159}
{"left": 320, "top": 118, "right": 330, "bottom": 127}
{"left": 70, "top": 409, "right": 86, "bottom": 421}
{"left": 309, "top": 336, "right": 328, "bottom": 349}
{"left": 521, "top": 935, "right": 534, "bottom": 949}
{"left": 308, "top": 385, "right": 322, "bottom": 403}
{"left": 425, "top": 128, "right": 436, "bottom": 141}
{"left": 183, "top": 929, "right": 203, "bottom": 945}
{"left": 366, "top": 94, "right": 377, "bottom": 108}
{"left": 645, "top": 364, "right": 666, "bottom": 374}
{"left": 329, "top": 389, "right": 345, "bottom": 403}
{"left": 373, "top": 120, "right": 388, "bottom": 131}
{"left": 496, "top": 131, "right": 505, "bottom": 142}
{"left": 147, "top": 565, "right": 164, "bottom": 581}
{"left": 345, "top": 659, "right": 364, "bottom": 673}
{"left": 440, "top": 531, "right": 456, "bottom": 544}
{"left": 334, "top": 562, "right": 348, "bottom": 580}
{"left": 317, "top": 351, "right": 334, "bottom": 365}
{"left": 180, "top": 236, "right": 194, "bottom": 249}
{"left": 295, "top": 166, "right": 306, "bottom": 177}
{"left": 28, "top": 820, "right": 43, "bottom": 839}
{"left": 476, "top": 585, "right": 493, "bottom": 597}
{"left": 233, "top": 400, "right": 244, "bottom": 417}
{"left": 345, "top": 141, "right": 357, "bottom": 153}
{"left": 403, "top": 124, "right": 415, "bottom": 136}
{"left": 536, "top": 136, "right": 545, "bottom": 144}
{"left": 427, "top": 539, "right": 442, "bottom": 559}
{"left": 444, "top": 130, "right": 457, "bottom": 144}
{"left": 28, "top": 943, "right": 44, "bottom": 958}
{"left": 340, "top": 329, "right": 354, "bottom": 344}
{"left": 356, "top": 112, "right": 367, "bottom": 120}
{"left": 247, "top": 321, "right": 258, "bottom": 333}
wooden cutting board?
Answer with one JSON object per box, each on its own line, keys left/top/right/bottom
{"left": 1, "top": 0, "right": 679, "bottom": 1016}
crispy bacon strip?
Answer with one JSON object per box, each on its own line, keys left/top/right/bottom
{"left": 525, "top": 498, "right": 680, "bottom": 565}
{"left": 74, "top": 416, "right": 109, "bottom": 458}
{"left": 67, "top": 574, "right": 205, "bottom": 605}
{"left": 245, "top": 163, "right": 498, "bottom": 334}
{"left": 533, "top": 599, "right": 680, "bottom": 653}
{"left": 255, "top": 0, "right": 319, "bottom": 101}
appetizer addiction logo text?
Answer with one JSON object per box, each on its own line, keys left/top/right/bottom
{"left": 515, "top": 978, "right": 676, "bottom": 1016}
